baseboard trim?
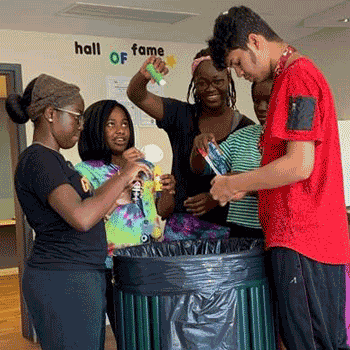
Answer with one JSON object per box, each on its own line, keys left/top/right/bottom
{"left": 0, "top": 267, "right": 19, "bottom": 276}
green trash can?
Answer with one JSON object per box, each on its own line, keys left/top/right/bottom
{"left": 113, "top": 238, "right": 277, "bottom": 350}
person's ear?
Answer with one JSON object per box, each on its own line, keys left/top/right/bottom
{"left": 247, "top": 33, "right": 261, "bottom": 51}
{"left": 43, "top": 106, "right": 55, "bottom": 122}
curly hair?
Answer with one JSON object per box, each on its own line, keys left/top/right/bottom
{"left": 208, "top": 6, "right": 282, "bottom": 70}
{"left": 186, "top": 48, "right": 237, "bottom": 118}
{"left": 78, "top": 100, "right": 135, "bottom": 164}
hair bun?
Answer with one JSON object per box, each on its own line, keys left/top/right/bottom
{"left": 5, "top": 94, "right": 30, "bottom": 124}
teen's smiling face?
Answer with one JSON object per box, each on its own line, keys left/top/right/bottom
{"left": 194, "top": 60, "right": 230, "bottom": 109}
{"left": 104, "top": 106, "right": 131, "bottom": 155}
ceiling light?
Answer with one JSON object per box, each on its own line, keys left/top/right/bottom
{"left": 56, "top": 2, "right": 199, "bottom": 24}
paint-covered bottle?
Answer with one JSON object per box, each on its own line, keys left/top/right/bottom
{"left": 131, "top": 181, "right": 142, "bottom": 203}
{"left": 151, "top": 222, "right": 162, "bottom": 241}
{"left": 153, "top": 165, "right": 163, "bottom": 192}
{"left": 146, "top": 64, "right": 166, "bottom": 86}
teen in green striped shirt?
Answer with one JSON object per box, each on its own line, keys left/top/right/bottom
{"left": 191, "top": 79, "right": 273, "bottom": 238}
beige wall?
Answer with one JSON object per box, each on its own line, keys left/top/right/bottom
{"left": 0, "top": 100, "right": 15, "bottom": 220}
{"left": 0, "top": 29, "right": 257, "bottom": 174}
{"left": 8, "top": 27, "right": 350, "bottom": 205}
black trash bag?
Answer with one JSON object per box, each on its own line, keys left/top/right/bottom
{"left": 113, "top": 238, "right": 274, "bottom": 350}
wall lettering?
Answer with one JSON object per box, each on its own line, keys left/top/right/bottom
{"left": 109, "top": 51, "right": 128, "bottom": 65}
{"left": 74, "top": 41, "right": 101, "bottom": 55}
{"left": 131, "top": 43, "right": 164, "bottom": 56}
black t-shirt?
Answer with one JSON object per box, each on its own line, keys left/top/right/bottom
{"left": 157, "top": 98, "right": 255, "bottom": 226}
{"left": 15, "top": 144, "right": 107, "bottom": 270}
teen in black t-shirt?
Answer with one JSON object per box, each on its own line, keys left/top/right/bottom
{"left": 6, "top": 74, "right": 150, "bottom": 350}
{"left": 127, "top": 49, "right": 255, "bottom": 240}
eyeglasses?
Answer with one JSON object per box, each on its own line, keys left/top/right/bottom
{"left": 194, "top": 78, "right": 226, "bottom": 91}
{"left": 55, "top": 108, "right": 84, "bottom": 126}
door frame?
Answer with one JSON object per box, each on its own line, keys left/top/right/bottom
{"left": 1, "top": 63, "right": 37, "bottom": 342}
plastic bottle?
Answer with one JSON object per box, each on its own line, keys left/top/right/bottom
{"left": 146, "top": 64, "right": 166, "bottom": 86}
{"left": 131, "top": 181, "right": 142, "bottom": 203}
{"left": 153, "top": 165, "right": 163, "bottom": 192}
{"left": 151, "top": 224, "right": 162, "bottom": 241}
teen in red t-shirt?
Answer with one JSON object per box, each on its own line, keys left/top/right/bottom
{"left": 260, "top": 57, "right": 350, "bottom": 264}
{"left": 208, "top": 6, "right": 350, "bottom": 350}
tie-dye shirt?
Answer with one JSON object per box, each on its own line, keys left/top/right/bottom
{"left": 75, "top": 160, "right": 159, "bottom": 250}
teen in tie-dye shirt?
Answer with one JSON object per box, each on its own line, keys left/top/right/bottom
{"left": 76, "top": 159, "right": 160, "bottom": 248}
{"left": 75, "top": 100, "right": 175, "bottom": 340}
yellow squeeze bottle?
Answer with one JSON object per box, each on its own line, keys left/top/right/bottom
{"left": 151, "top": 225, "right": 163, "bottom": 240}
{"left": 154, "top": 165, "right": 163, "bottom": 192}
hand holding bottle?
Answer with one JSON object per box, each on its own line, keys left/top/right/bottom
{"left": 159, "top": 174, "right": 175, "bottom": 195}
{"left": 119, "top": 161, "right": 151, "bottom": 187}
{"left": 139, "top": 56, "right": 169, "bottom": 84}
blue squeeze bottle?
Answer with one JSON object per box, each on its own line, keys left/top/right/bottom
{"left": 207, "top": 142, "right": 227, "bottom": 175}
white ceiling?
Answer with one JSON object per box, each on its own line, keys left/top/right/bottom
{"left": 1, "top": 0, "right": 350, "bottom": 44}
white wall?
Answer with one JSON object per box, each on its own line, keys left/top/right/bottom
{"left": 338, "top": 121, "right": 350, "bottom": 206}
{"left": 293, "top": 27, "right": 350, "bottom": 121}
{"left": 293, "top": 28, "right": 350, "bottom": 205}
{"left": 0, "top": 29, "right": 256, "bottom": 173}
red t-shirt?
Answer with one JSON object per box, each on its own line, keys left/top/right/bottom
{"left": 259, "top": 57, "right": 350, "bottom": 264}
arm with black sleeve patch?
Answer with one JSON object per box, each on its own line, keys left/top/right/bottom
{"left": 270, "top": 62, "right": 323, "bottom": 142}
{"left": 287, "top": 95, "right": 316, "bottom": 131}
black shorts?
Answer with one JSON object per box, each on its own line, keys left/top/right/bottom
{"left": 268, "top": 247, "right": 349, "bottom": 350}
